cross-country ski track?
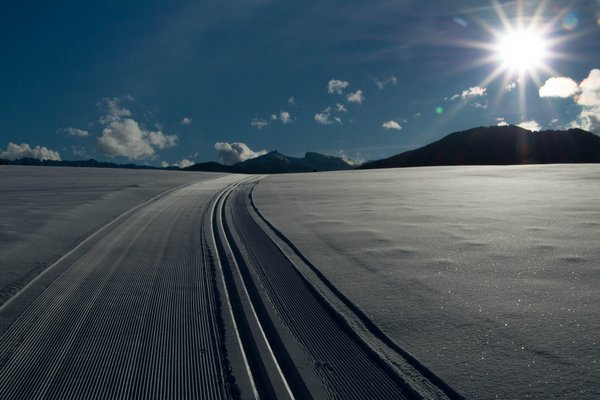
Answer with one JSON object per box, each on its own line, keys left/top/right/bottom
{"left": 0, "top": 174, "right": 461, "bottom": 399}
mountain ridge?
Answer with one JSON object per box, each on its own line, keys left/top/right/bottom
{"left": 185, "top": 150, "right": 354, "bottom": 174}
{"left": 359, "top": 125, "right": 600, "bottom": 169}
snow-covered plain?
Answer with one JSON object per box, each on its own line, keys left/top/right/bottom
{"left": 254, "top": 165, "right": 600, "bottom": 399}
{"left": 0, "top": 166, "right": 221, "bottom": 305}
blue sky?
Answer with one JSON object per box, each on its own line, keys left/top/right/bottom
{"left": 1, "top": 0, "right": 599, "bottom": 166}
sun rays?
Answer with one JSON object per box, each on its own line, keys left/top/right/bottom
{"left": 441, "top": 0, "right": 585, "bottom": 121}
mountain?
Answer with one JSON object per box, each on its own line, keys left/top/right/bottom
{"left": 1, "top": 151, "right": 353, "bottom": 174}
{"left": 184, "top": 161, "right": 241, "bottom": 173}
{"left": 0, "top": 158, "right": 159, "bottom": 169}
{"left": 359, "top": 125, "right": 600, "bottom": 169}
{"left": 185, "top": 151, "right": 354, "bottom": 174}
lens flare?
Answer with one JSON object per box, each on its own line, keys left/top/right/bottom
{"left": 561, "top": 12, "right": 579, "bottom": 31}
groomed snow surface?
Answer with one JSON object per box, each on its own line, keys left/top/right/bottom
{"left": 254, "top": 165, "right": 600, "bottom": 399}
{"left": 1, "top": 164, "right": 598, "bottom": 398}
{"left": 0, "top": 166, "right": 222, "bottom": 305}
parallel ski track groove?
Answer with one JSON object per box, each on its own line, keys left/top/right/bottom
{"left": 248, "top": 181, "right": 465, "bottom": 400}
{"left": 211, "top": 179, "right": 294, "bottom": 399}
{"left": 225, "top": 182, "right": 412, "bottom": 399}
{"left": 0, "top": 181, "right": 233, "bottom": 399}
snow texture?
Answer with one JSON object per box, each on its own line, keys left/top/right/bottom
{"left": 254, "top": 165, "right": 600, "bottom": 399}
{"left": 0, "top": 166, "right": 221, "bottom": 305}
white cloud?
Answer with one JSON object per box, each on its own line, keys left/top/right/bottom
{"left": 181, "top": 117, "right": 192, "bottom": 125}
{"left": 496, "top": 117, "right": 509, "bottom": 127}
{"left": 214, "top": 142, "right": 267, "bottom": 165}
{"left": 569, "top": 69, "right": 600, "bottom": 132}
{"left": 328, "top": 79, "right": 350, "bottom": 95}
{"left": 336, "top": 150, "right": 363, "bottom": 166}
{"left": 577, "top": 69, "right": 600, "bottom": 107}
{"left": 539, "top": 77, "right": 580, "bottom": 98}
{"left": 98, "top": 119, "right": 157, "bottom": 159}
{"left": 571, "top": 108, "right": 600, "bottom": 132}
{"left": 374, "top": 75, "right": 398, "bottom": 90}
{"left": 160, "top": 159, "right": 193, "bottom": 169}
{"left": 61, "top": 127, "right": 90, "bottom": 137}
{"left": 539, "top": 69, "right": 600, "bottom": 133}
{"left": 288, "top": 97, "right": 297, "bottom": 106}
{"left": 98, "top": 96, "right": 133, "bottom": 124}
{"left": 252, "top": 110, "right": 293, "bottom": 127}
{"left": 315, "top": 110, "right": 333, "bottom": 125}
{"left": 505, "top": 81, "right": 517, "bottom": 92}
{"left": 97, "top": 97, "right": 178, "bottom": 160}
{"left": 449, "top": 86, "right": 486, "bottom": 101}
{"left": 460, "top": 86, "right": 487, "bottom": 99}
{"left": 279, "top": 111, "right": 292, "bottom": 124}
{"left": 347, "top": 90, "right": 364, "bottom": 104}
{"left": 473, "top": 102, "right": 488, "bottom": 109}
{"left": 314, "top": 106, "right": 343, "bottom": 125}
{"left": 253, "top": 111, "right": 293, "bottom": 127}
{"left": 148, "top": 131, "right": 178, "bottom": 149}
{"left": 251, "top": 118, "right": 270, "bottom": 129}
{"left": 1, "top": 142, "right": 61, "bottom": 161}
{"left": 177, "top": 158, "right": 194, "bottom": 168}
{"left": 336, "top": 103, "right": 347, "bottom": 113}
{"left": 518, "top": 120, "right": 542, "bottom": 132}
{"left": 382, "top": 120, "right": 402, "bottom": 130}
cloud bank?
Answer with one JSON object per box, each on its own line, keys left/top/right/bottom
{"left": 97, "top": 97, "right": 178, "bottom": 160}
{"left": 1, "top": 142, "right": 61, "bottom": 161}
{"left": 214, "top": 142, "right": 267, "bottom": 165}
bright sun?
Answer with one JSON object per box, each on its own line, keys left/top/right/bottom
{"left": 496, "top": 29, "right": 547, "bottom": 72}
{"left": 451, "top": 0, "right": 571, "bottom": 89}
